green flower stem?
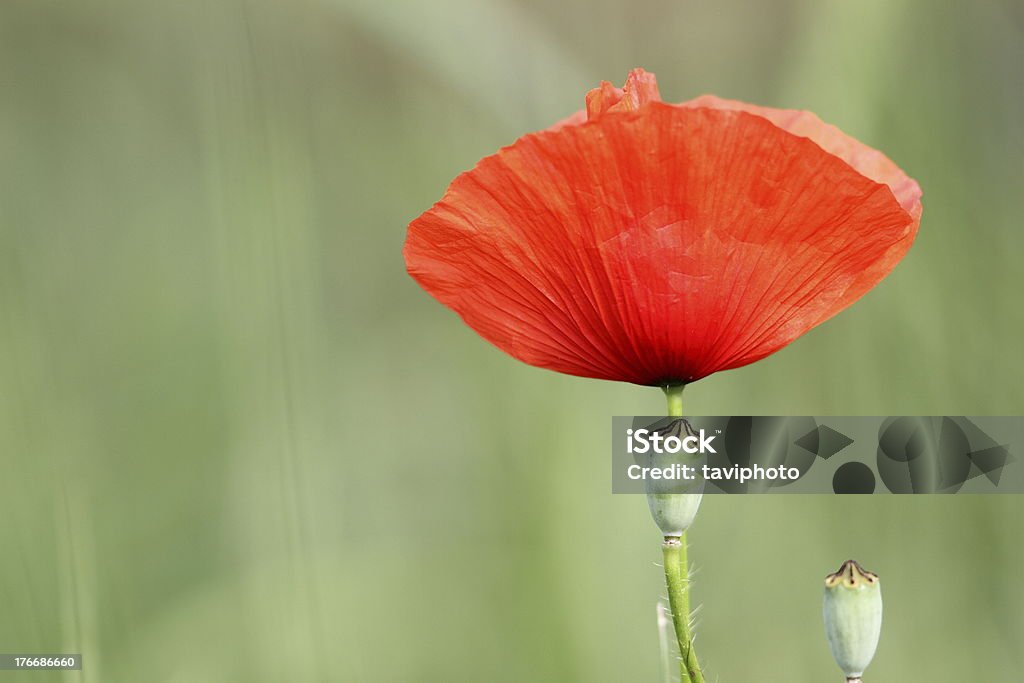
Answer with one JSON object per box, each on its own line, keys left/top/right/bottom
{"left": 665, "top": 382, "right": 684, "bottom": 418}
{"left": 661, "top": 383, "right": 704, "bottom": 683}
{"left": 663, "top": 539, "right": 703, "bottom": 683}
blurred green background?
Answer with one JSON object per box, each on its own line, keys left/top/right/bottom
{"left": 1, "top": 0, "right": 1022, "bottom": 681}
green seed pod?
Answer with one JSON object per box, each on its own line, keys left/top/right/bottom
{"left": 822, "top": 560, "right": 882, "bottom": 680}
{"left": 646, "top": 492, "right": 702, "bottom": 537}
{"left": 639, "top": 418, "right": 703, "bottom": 537}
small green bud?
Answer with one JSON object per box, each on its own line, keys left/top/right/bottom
{"left": 823, "top": 560, "right": 882, "bottom": 680}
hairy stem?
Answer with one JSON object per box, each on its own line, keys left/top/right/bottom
{"left": 661, "top": 383, "right": 704, "bottom": 683}
{"left": 663, "top": 538, "right": 704, "bottom": 683}
{"left": 657, "top": 602, "right": 673, "bottom": 683}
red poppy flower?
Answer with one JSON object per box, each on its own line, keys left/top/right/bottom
{"left": 404, "top": 69, "right": 922, "bottom": 386}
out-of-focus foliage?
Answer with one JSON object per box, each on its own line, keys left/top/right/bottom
{"left": 0, "top": 0, "right": 1021, "bottom": 680}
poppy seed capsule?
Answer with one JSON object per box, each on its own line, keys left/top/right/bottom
{"left": 646, "top": 492, "right": 702, "bottom": 537}
{"left": 823, "top": 560, "right": 882, "bottom": 680}
{"left": 641, "top": 418, "right": 703, "bottom": 536}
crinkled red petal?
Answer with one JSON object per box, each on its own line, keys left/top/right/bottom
{"left": 405, "top": 103, "right": 917, "bottom": 385}
{"left": 679, "top": 95, "right": 923, "bottom": 222}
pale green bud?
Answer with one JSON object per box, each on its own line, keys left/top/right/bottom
{"left": 823, "top": 560, "right": 882, "bottom": 680}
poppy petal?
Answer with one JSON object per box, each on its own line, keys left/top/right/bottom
{"left": 549, "top": 68, "right": 664, "bottom": 132}
{"left": 586, "top": 68, "right": 663, "bottom": 119}
{"left": 679, "top": 95, "right": 923, "bottom": 221}
{"left": 676, "top": 96, "right": 923, "bottom": 357}
{"left": 406, "top": 95, "right": 919, "bottom": 386}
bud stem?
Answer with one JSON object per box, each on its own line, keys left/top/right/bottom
{"left": 660, "top": 383, "right": 704, "bottom": 683}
